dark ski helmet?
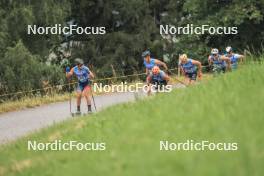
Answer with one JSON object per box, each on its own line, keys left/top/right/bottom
{"left": 75, "top": 58, "right": 84, "bottom": 65}
{"left": 142, "top": 50, "right": 151, "bottom": 57}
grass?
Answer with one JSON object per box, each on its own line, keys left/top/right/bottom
{"left": 0, "top": 63, "right": 263, "bottom": 176}
{"left": 0, "top": 94, "right": 71, "bottom": 114}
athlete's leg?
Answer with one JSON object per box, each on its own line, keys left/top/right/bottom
{"left": 189, "top": 72, "right": 197, "bottom": 85}
{"left": 76, "top": 86, "right": 82, "bottom": 113}
{"left": 184, "top": 73, "right": 192, "bottom": 85}
{"left": 83, "top": 85, "right": 92, "bottom": 112}
{"left": 184, "top": 76, "right": 190, "bottom": 85}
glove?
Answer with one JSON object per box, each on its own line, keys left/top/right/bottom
{"left": 66, "top": 66, "right": 70, "bottom": 73}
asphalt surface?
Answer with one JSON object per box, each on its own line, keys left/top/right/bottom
{"left": 0, "top": 84, "right": 185, "bottom": 144}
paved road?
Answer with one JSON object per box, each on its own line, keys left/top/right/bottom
{"left": 0, "top": 92, "right": 137, "bottom": 144}
{"left": 0, "top": 84, "right": 185, "bottom": 144}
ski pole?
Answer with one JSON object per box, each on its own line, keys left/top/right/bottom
{"left": 68, "top": 79, "right": 72, "bottom": 115}
{"left": 91, "top": 93, "right": 97, "bottom": 112}
{"left": 174, "top": 76, "right": 187, "bottom": 86}
{"left": 69, "top": 81, "right": 72, "bottom": 114}
{"left": 66, "top": 66, "right": 73, "bottom": 115}
{"left": 90, "top": 81, "right": 97, "bottom": 112}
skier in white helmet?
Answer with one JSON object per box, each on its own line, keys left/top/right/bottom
{"left": 225, "top": 46, "right": 245, "bottom": 70}
{"left": 208, "top": 48, "right": 231, "bottom": 75}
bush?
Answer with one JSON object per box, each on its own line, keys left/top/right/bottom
{"left": 0, "top": 41, "right": 65, "bottom": 99}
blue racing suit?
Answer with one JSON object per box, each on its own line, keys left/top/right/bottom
{"left": 73, "top": 66, "right": 91, "bottom": 92}
{"left": 180, "top": 59, "right": 197, "bottom": 80}
{"left": 144, "top": 58, "right": 156, "bottom": 74}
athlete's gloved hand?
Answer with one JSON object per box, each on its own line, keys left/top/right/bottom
{"left": 66, "top": 66, "right": 70, "bottom": 73}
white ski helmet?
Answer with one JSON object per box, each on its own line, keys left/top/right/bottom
{"left": 226, "top": 46, "right": 232, "bottom": 53}
{"left": 211, "top": 48, "right": 219, "bottom": 55}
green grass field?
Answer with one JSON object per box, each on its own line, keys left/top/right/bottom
{"left": 0, "top": 63, "right": 263, "bottom": 176}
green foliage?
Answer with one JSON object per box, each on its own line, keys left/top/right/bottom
{"left": 156, "top": 0, "right": 264, "bottom": 63}
{"left": 0, "top": 0, "right": 70, "bottom": 57}
{"left": 0, "top": 41, "right": 64, "bottom": 97}
{"left": 1, "top": 41, "right": 40, "bottom": 92}
{"left": 0, "top": 0, "right": 264, "bottom": 98}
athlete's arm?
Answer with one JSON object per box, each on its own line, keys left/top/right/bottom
{"left": 208, "top": 56, "right": 213, "bottom": 66}
{"left": 220, "top": 55, "right": 230, "bottom": 62}
{"left": 146, "top": 75, "right": 152, "bottom": 84}
{"left": 66, "top": 68, "right": 74, "bottom": 79}
{"left": 163, "top": 74, "right": 170, "bottom": 82}
{"left": 83, "top": 66, "right": 95, "bottom": 79}
{"left": 155, "top": 59, "right": 168, "bottom": 70}
{"left": 160, "top": 71, "right": 170, "bottom": 82}
{"left": 192, "top": 60, "right": 202, "bottom": 77}
{"left": 89, "top": 71, "right": 95, "bottom": 79}
{"left": 180, "top": 65, "right": 185, "bottom": 75}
